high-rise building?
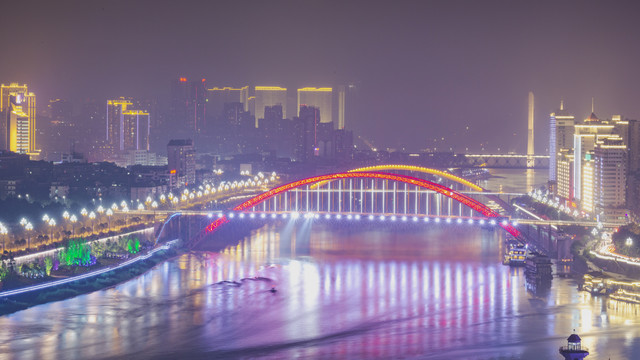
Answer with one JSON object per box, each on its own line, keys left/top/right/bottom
{"left": 337, "top": 85, "right": 346, "bottom": 130}
{"left": 572, "top": 113, "right": 614, "bottom": 202}
{"left": 594, "top": 135, "right": 627, "bottom": 219}
{"left": 557, "top": 150, "right": 574, "bottom": 201}
{"left": 1, "top": 83, "right": 37, "bottom": 156}
{"left": 167, "top": 139, "right": 195, "bottom": 187}
{"left": 206, "top": 86, "right": 249, "bottom": 117}
{"left": 582, "top": 157, "right": 595, "bottom": 213}
{"left": 254, "top": 86, "right": 287, "bottom": 127}
{"left": 169, "top": 78, "right": 206, "bottom": 135}
{"left": 106, "top": 98, "right": 150, "bottom": 152}
{"left": 549, "top": 101, "right": 575, "bottom": 182}
{"left": 297, "top": 87, "right": 333, "bottom": 124}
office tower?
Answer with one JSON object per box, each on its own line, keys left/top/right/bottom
{"left": 594, "top": 135, "right": 627, "bottom": 219}
{"left": 106, "top": 98, "right": 150, "bottom": 152}
{"left": 581, "top": 156, "right": 595, "bottom": 213}
{"left": 298, "top": 87, "right": 333, "bottom": 124}
{"left": 206, "top": 86, "right": 249, "bottom": 117}
{"left": 549, "top": 101, "right": 575, "bottom": 182}
{"left": 1, "top": 83, "right": 37, "bottom": 155}
{"left": 189, "top": 79, "right": 206, "bottom": 134}
{"left": 121, "top": 110, "right": 150, "bottom": 151}
{"left": 337, "top": 85, "right": 346, "bottom": 130}
{"left": 572, "top": 113, "right": 614, "bottom": 202}
{"left": 294, "top": 106, "right": 320, "bottom": 161}
{"left": 167, "top": 139, "right": 195, "bottom": 187}
{"left": 169, "top": 78, "right": 188, "bottom": 130}
{"left": 527, "top": 91, "right": 534, "bottom": 167}
{"left": 254, "top": 86, "right": 287, "bottom": 127}
{"left": 557, "top": 150, "right": 574, "bottom": 200}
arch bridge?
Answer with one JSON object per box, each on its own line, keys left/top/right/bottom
{"left": 193, "top": 171, "right": 522, "bottom": 247}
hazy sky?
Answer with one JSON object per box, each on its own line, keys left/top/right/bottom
{"left": 2, "top": 0, "right": 640, "bottom": 153}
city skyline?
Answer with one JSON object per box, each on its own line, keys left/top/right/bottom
{"left": 2, "top": 0, "right": 640, "bottom": 153}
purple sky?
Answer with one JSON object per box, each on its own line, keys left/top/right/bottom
{"left": 1, "top": 0, "right": 640, "bottom": 153}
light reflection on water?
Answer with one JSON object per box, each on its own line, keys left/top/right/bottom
{"left": 1, "top": 223, "right": 640, "bottom": 359}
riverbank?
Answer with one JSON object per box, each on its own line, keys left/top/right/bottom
{"left": 0, "top": 242, "right": 182, "bottom": 316}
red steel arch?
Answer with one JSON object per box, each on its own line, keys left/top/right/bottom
{"left": 205, "top": 172, "right": 520, "bottom": 238}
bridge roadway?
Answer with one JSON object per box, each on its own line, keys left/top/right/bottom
{"left": 123, "top": 209, "right": 617, "bottom": 228}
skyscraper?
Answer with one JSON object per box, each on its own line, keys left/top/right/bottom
{"left": 206, "top": 86, "right": 249, "bottom": 117}
{"left": 337, "top": 85, "right": 346, "bottom": 130}
{"left": 594, "top": 135, "right": 627, "bottom": 220}
{"left": 572, "top": 113, "right": 614, "bottom": 202}
{"left": 549, "top": 101, "right": 575, "bottom": 182}
{"left": 254, "top": 86, "right": 287, "bottom": 127}
{"left": 167, "top": 139, "right": 195, "bottom": 187}
{"left": 1, "top": 83, "right": 37, "bottom": 156}
{"left": 297, "top": 87, "right": 333, "bottom": 124}
{"left": 106, "top": 98, "right": 150, "bottom": 152}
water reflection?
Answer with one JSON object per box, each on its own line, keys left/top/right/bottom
{"left": 1, "top": 223, "right": 640, "bottom": 359}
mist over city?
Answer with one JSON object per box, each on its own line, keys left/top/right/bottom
{"left": 1, "top": 1, "right": 640, "bottom": 359}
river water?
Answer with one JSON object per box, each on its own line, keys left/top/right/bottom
{"left": 2, "top": 169, "right": 640, "bottom": 359}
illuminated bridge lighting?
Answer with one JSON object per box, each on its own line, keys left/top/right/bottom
{"left": 199, "top": 171, "right": 521, "bottom": 241}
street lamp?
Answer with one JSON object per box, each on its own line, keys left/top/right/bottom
{"left": 70, "top": 214, "right": 77, "bottom": 237}
{"left": 626, "top": 237, "right": 633, "bottom": 246}
{"left": 106, "top": 209, "right": 113, "bottom": 231}
{"left": 0, "top": 223, "right": 8, "bottom": 255}
{"left": 48, "top": 218, "right": 56, "bottom": 243}
{"left": 89, "top": 211, "right": 96, "bottom": 234}
{"left": 25, "top": 222, "right": 33, "bottom": 249}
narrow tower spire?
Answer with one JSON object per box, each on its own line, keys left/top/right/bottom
{"left": 591, "top": 97, "right": 594, "bottom": 113}
{"left": 527, "top": 91, "right": 535, "bottom": 168}
{"left": 560, "top": 99, "right": 564, "bottom": 111}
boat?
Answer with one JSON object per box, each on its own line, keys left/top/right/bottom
{"left": 504, "top": 242, "right": 527, "bottom": 266}
{"left": 525, "top": 252, "right": 553, "bottom": 281}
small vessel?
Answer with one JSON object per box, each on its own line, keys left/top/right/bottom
{"left": 559, "top": 333, "right": 589, "bottom": 359}
{"left": 504, "top": 242, "right": 527, "bottom": 266}
{"left": 269, "top": 287, "right": 277, "bottom": 293}
{"left": 525, "top": 252, "right": 553, "bottom": 281}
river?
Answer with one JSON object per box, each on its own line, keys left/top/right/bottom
{"left": 2, "top": 169, "right": 640, "bottom": 359}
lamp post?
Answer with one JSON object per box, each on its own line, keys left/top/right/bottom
{"left": 80, "top": 208, "right": 88, "bottom": 236}
{"left": 48, "top": 219, "right": 56, "bottom": 243}
{"left": 151, "top": 201, "right": 158, "bottom": 223}
{"left": 70, "top": 214, "right": 77, "bottom": 237}
{"left": 25, "top": 222, "right": 33, "bottom": 249}
{"left": 106, "top": 209, "right": 113, "bottom": 231}
{"left": 89, "top": 211, "right": 96, "bottom": 234}
{"left": 0, "top": 223, "right": 8, "bottom": 255}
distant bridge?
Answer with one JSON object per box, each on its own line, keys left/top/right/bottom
{"left": 464, "top": 154, "right": 549, "bottom": 168}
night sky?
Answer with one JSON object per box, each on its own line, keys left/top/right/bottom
{"left": 2, "top": 0, "right": 640, "bottom": 153}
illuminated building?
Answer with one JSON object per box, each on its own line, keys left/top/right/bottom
{"left": 254, "top": 86, "right": 287, "bottom": 127}
{"left": 594, "top": 135, "right": 627, "bottom": 220}
{"left": 297, "top": 87, "right": 333, "bottom": 124}
{"left": 167, "top": 139, "right": 195, "bottom": 187}
{"left": 557, "top": 150, "right": 573, "bottom": 201}
{"left": 1, "top": 83, "right": 37, "bottom": 157}
{"left": 549, "top": 101, "right": 575, "bottom": 182}
{"left": 294, "top": 106, "right": 320, "bottom": 161}
{"left": 106, "top": 98, "right": 150, "bottom": 152}
{"left": 572, "top": 112, "right": 614, "bottom": 202}
{"left": 206, "top": 86, "right": 249, "bottom": 116}
{"left": 581, "top": 156, "right": 594, "bottom": 213}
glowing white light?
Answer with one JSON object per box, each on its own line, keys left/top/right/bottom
{"left": 347, "top": 214, "right": 352, "bottom": 220}
{"left": 250, "top": 213, "right": 255, "bottom": 218}
{"left": 413, "top": 216, "right": 418, "bottom": 222}
{"left": 391, "top": 215, "right": 397, "bottom": 221}
{"left": 512, "top": 221, "right": 518, "bottom": 226}
{"left": 435, "top": 218, "right": 440, "bottom": 223}
{"left": 282, "top": 213, "right": 287, "bottom": 219}
{"left": 369, "top": 215, "right": 374, "bottom": 220}
{"left": 401, "top": 216, "right": 407, "bottom": 221}
{"left": 207, "top": 213, "right": 213, "bottom": 218}
{"left": 501, "top": 220, "right": 508, "bottom": 226}
{"left": 325, "top": 214, "right": 331, "bottom": 219}
{"left": 239, "top": 213, "right": 245, "bottom": 219}
{"left": 380, "top": 215, "right": 385, "bottom": 221}
{"left": 479, "top": 219, "right": 485, "bottom": 225}
{"left": 446, "top": 218, "right": 452, "bottom": 223}
{"left": 355, "top": 214, "right": 361, "bottom": 220}
{"left": 456, "top": 218, "right": 462, "bottom": 224}
{"left": 490, "top": 219, "right": 496, "bottom": 225}
{"left": 218, "top": 213, "right": 224, "bottom": 218}
{"left": 336, "top": 214, "right": 342, "bottom": 220}
{"left": 292, "top": 212, "right": 300, "bottom": 219}
{"left": 261, "top": 213, "right": 266, "bottom": 218}
{"left": 229, "top": 213, "right": 235, "bottom": 218}
{"left": 468, "top": 219, "right": 474, "bottom": 224}
{"left": 424, "top": 217, "right": 430, "bottom": 222}
{"left": 271, "top": 213, "right": 277, "bottom": 219}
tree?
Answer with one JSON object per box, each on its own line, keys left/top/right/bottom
{"left": 44, "top": 257, "right": 53, "bottom": 276}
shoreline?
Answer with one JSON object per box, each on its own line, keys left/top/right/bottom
{"left": 0, "top": 241, "right": 182, "bottom": 316}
